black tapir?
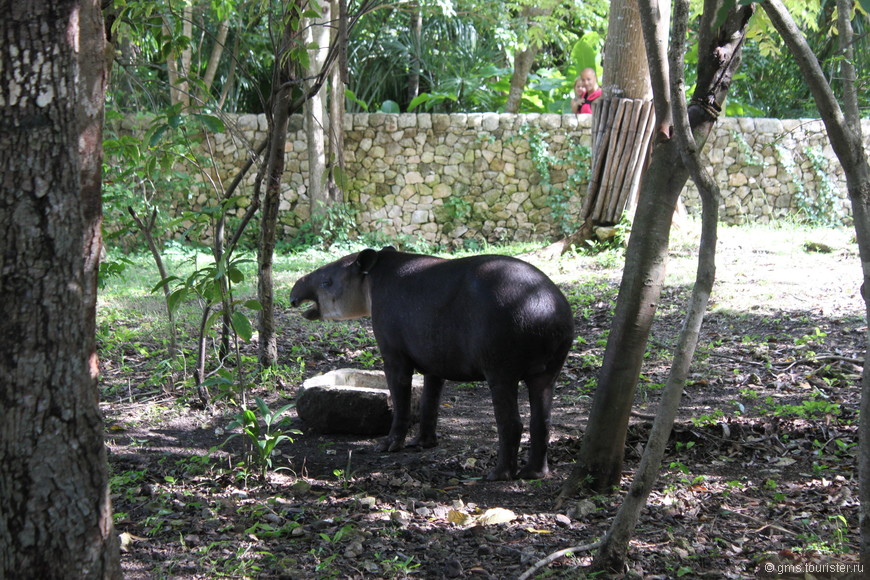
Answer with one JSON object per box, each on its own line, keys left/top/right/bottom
{"left": 289, "top": 247, "right": 574, "bottom": 480}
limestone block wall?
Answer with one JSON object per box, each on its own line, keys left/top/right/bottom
{"left": 189, "top": 113, "right": 870, "bottom": 246}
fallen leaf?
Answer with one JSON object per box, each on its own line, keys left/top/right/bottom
{"left": 477, "top": 507, "right": 516, "bottom": 525}
{"left": 447, "top": 509, "right": 473, "bottom": 525}
{"left": 119, "top": 532, "right": 144, "bottom": 552}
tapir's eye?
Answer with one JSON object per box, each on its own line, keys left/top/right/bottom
{"left": 320, "top": 278, "right": 332, "bottom": 289}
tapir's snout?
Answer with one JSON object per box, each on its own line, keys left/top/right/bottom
{"left": 289, "top": 250, "right": 376, "bottom": 321}
{"left": 289, "top": 277, "right": 322, "bottom": 320}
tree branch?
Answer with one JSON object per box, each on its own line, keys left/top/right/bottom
{"left": 760, "top": 0, "right": 861, "bottom": 167}
{"left": 636, "top": 0, "right": 672, "bottom": 131}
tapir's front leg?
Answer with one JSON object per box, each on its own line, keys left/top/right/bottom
{"left": 375, "top": 358, "right": 415, "bottom": 452}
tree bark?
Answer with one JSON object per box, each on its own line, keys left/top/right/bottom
{"left": 560, "top": 0, "right": 754, "bottom": 497}
{"left": 504, "top": 46, "right": 538, "bottom": 113}
{"left": 0, "top": 1, "right": 120, "bottom": 576}
{"left": 201, "top": 19, "right": 230, "bottom": 103}
{"left": 258, "top": 83, "right": 290, "bottom": 367}
{"left": 759, "top": 0, "right": 870, "bottom": 564}
{"left": 79, "top": 0, "right": 111, "bottom": 381}
{"left": 601, "top": 0, "right": 654, "bottom": 101}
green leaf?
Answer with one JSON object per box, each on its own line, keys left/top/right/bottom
{"left": 167, "top": 288, "right": 188, "bottom": 315}
{"left": 570, "top": 35, "right": 600, "bottom": 77}
{"left": 408, "top": 94, "right": 432, "bottom": 112}
{"left": 344, "top": 89, "right": 368, "bottom": 111}
{"left": 148, "top": 124, "right": 169, "bottom": 147}
{"left": 232, "top": 311, "right": 254, "bottom": 341}
{"left": 204, "top": 308, "right": 225, "bottom": 331}
{"left": 255, "top": 397, "right": 269, "bottom": 419}
{"left": 332, "top": 166, "right": 350, "bottom": 191}
{"left": 379, "top": 100, "right": 401, "bottom": 113}
{"left": 167, "top": 113, "right": 183, "bottom": 129}
{"left": 227, "top": 266, "right": 245, "bottom": 284}
{"left": 244, "top": 299, "right": 263, "bottom": 311}
{"left": 193, "top": 113, "right": 226, "bottom": 133}
{"left": 266, "top": 404, "right": 295, "bottom": 428}
{"left": 150, "top": 275, "right": 181, "bottom": 294}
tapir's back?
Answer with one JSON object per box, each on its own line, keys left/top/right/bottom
{"left": 367, "top": 251, "right": 574, "bottom": 381}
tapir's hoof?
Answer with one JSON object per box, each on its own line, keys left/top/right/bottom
{"left": 485, "top": 467, "right": 515, "bottom": 481}
{"left": 517, "top": 466, "right": 550, "bottom": 480}
{"left": 407, "top": 434, "right": 438, "bottom": 449}
{"left": 375, "top": 437, "right": 404, "bottom": 452}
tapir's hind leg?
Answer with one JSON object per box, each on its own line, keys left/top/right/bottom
{"left": 376, "top": 358, "right": 416, "bottom": 452}
{"left": 486, "top": 376, "right": 522, "bottom": 480}
{"left": 518, "top": 371, "right": 556, "bottom": 479}
{"left": 408, "top": 375, "right": 444, "bottom": 448}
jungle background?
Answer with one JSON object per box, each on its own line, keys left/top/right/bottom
{"left": 2, "top": 0, "right": 869, "bottom": 577}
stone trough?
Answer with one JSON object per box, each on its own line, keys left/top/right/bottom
{"left": 296, "top": 369, "right": 423, "bottom": 435}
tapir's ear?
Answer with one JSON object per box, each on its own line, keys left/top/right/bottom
{"left": 381, "top": 245, "right": 397, "bottom": 252}
{"left": 356, "top": 248, "right": 379, "bottom": 274}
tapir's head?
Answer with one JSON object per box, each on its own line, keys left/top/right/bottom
{"left": 289, "top": 248, "right": 386, "bottom": 321}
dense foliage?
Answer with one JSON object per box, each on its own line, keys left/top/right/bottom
{"left": 106, "top": 0, "right": 867, "bottom": 118}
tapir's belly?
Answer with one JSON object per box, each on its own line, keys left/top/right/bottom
{"left": 372, "top": 311, "right": 559, "bottom": 382}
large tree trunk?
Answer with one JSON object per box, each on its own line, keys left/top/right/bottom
{"left": 759, "top": 0, "right": 870, "bottom": 564}
{"left": 560, "top": 0, "right": 754, "bottom": 496}
{"left": 0, "top": 1, "right": 120, "bottom": 576}
{"left": 592, "top": 0, "right": 722, "bottom": 568}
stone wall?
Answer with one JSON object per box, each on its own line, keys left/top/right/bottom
{"left": 202, "top": 113, "right": 870, "bottom": 246}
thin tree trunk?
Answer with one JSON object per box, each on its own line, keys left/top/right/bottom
{"left": 0, "top": 1, "right": 120, "bottom": 575}
{"left": 504, "top": 46, "right": 538, "bottom": 113}
{"left": 79, "top": 0, "right": 111, "bottom": 381}
{"left": 503, "top": 6, "right": 552, "bottom": 114}
{"left": 560, "top": 0, "right": 754, "bottom": 498}
{"left": 258, "top": 83, "right": 290, "bottom": 367}
{"left": 327, "top": 0, "right": 347, "bottom": 203}
{"left": 164, "top": 18, "right": 181, "bottom": 104}
{"left": 164, "top": 4, "right": 193, "bottom": 107}
{"left": 407, "top": 1, "right": 422, "bottom": 103}
{"left": 259, "top": 6, "right": 299, "bottom": 367}
{"left": 201, "top": 19, "right": 230, "bottom": 102}
{"left": 128, "top": 208, "right": 179, "bottom": 364}
{"left": 179, "top": 4, "right": 193, "bottom": 107}
{"left": 217, "top": 33, "right": 240, "bottom": 110}
{"left": 593, "top": 0, "right": 719, "bottom": 568}
{"left": 759, "top": 0, "right": 870, "bottom": 564}
{"left": 305, "top": 0, "right": 331, "bottom": 215}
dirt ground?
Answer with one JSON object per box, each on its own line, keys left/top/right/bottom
{"left": 101, "top": 224, "right": 866, "bottom": 579}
